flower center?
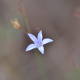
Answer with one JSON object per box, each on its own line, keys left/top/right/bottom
{"left": 36, "top": 41, "right": 42, "bottom": 47}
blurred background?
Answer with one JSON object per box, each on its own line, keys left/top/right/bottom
{"left": 0, "top": 0, "right": 80, "bottom": 80}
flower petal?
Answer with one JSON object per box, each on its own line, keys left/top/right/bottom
{"left": 25, "top": 44, "right": 37, "bottom": 51}
{"left": 37, "top": 30, "right": 43, "bottom": 43}
{"left": 38, "top": 46, "right": 44, "bottom": 54}
{"left": 42, "top": 38, "right": 53, "bottom": 45}
{"left": 28, "top": 33, "right": 37, "bottom": 44}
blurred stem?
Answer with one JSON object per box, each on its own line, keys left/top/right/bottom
{"left": 20, "top": 27, "right": 27, "bottom": 35}
{"left": 35, "top": 49, "right": 49, "bottom": 80}
{"left": 18, "top": 0, "right": 31, "bottom": 33}
{"left": 18, "top": 8, "right": 23, "bottom": 14}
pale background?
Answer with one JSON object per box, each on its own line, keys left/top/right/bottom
{"left": 0, "top": 0, "right": 80, "bottom": 80}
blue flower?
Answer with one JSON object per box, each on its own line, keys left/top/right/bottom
{"left": 25, "top": 30, "right": 53, "bottom": 54}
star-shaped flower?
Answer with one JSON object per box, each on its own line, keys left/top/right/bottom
{"left": 25, "top": 30, "right": 53, "bottom": 54}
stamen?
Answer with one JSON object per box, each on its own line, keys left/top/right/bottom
{"left": 36, "top": 41, "right": 42, "bottom": 47}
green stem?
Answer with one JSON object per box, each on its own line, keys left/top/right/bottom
{"left": 35, "top": 49, "right": 49, "bottom": 80}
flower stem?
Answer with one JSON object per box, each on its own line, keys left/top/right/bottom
{"left": 35, "top": 49, "right": 49, "bottom": 80}
{"left": 18, "top": 0, "right": 31, "bottom": 33}
{"left": 20, "top": 27, "right": 27, "bottom": 35}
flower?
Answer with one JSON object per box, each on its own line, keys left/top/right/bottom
{"left": 25, "top": 30, "right": 53, "bottom": 54}
{"left": 11, "top": 18, "right": 21, "bottom": 29}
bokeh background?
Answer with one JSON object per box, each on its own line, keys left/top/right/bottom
{"left": 0, "top": 0, "right": 80, "bottom": 80}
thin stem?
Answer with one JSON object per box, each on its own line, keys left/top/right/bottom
{"left": 19, "top": 0, "right": 25, "bottom": 14}
{"left": 20, "top": 27, "right": 27, "bottom": 35}
{"left": 35, "top": 49, "right": 49, "bottom": 80}
{"left": 18, "top": 8, "right": 23, "bottom": 14}
{"left": 18, "top": 0, "right": 31, "bottom": 33}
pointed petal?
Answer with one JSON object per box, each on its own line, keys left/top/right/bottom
{"left": 28, "top": 33, "right": 37, "bottom": 44}
{"left": 42, "top": 38, "right": 53, "bottom": 45}
{"left": 37, "top": 30, "right": 43, "bottom": 43}
{"left": 25, "top": 44, "right": 37, "bottom": 51}
{"left": 38, "top": 46, "right": 44, "bottom": 54}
